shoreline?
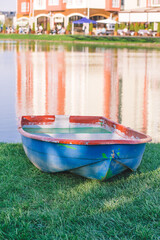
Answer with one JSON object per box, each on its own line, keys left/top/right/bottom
{"left": 1, "top": 34, "right": 160, "bottom": 49}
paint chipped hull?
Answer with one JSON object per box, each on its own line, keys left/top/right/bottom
{"left": 19, "top": 115, "right": 152, "bottom": 180}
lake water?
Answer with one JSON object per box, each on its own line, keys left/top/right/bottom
{"left": 0, "top": 41, "right": 160, "bottom": 143}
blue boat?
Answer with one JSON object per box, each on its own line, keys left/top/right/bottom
{"left": 18, "top": 115, "right": 152, "bottom": 180}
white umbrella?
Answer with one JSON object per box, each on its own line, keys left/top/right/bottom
{"left": 97, "top": 19, "right": 117, "bottom": 24}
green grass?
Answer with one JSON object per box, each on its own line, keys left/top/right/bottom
{"left": 1, "top": 34, "right": 160, "bottom": 49}
{"left": 0, "top": 143, "right": 159, "bottom": 239}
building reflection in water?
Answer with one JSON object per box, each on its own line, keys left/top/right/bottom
{"left": 16, "top": 43, "right": 160, "bottom": 142}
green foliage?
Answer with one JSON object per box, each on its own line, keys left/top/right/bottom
{"left": 47, "top": 22, "right": 50, "bottom": 32}
{"left": 139, "top": 23, "right": 145, "bottom": 29}
{"left": 157, "top": 22, "right": 160, "bottom": 33}
{"left": 129, "top": 23, "right": 134, "bottom": 31}
{"left": 115, "top": 23, "right": 119, "bottom": 32}
{"left": 120, "top": 23, "right": 126, "bottom": 29}
{"left": 148, "top": 22, "right": 154, "bottom": 31}
{"left": 0, "top": 143, "right": 159, "bottom": 239}
{"left": 32, "top": 22, "right": 35, "bottom": 32}
{"left": 66, "top": 22, "right": 72, "bottom": 32}
{"left": 3, "top": 24, "right": 6, "bottom": 32}
{"left": 16, "top": 24, "right": 19, "bottom": 31}
{"left": 89, "top": 23, "right": 93, "bottom": 32}
{"left": 134, "top": 22, "right": 139, "bottom": 32}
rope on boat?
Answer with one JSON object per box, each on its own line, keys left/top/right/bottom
{"left": 112, "top": 151, "right": 134, "bottom": 171}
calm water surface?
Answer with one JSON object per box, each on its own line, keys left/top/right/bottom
{"left": 0, "top": 41, "right": 160, "bottom": 143}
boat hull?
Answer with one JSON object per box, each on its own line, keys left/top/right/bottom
{"left": 22, "top": 135, "right": 146, "bottom": 180}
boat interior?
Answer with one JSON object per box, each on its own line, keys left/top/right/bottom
{"left": 21, "top": 115, "right": 140, "bottom": 141}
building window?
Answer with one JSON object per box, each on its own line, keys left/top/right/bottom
{"left": 21, "top": 2, "right": 29, "bottom": 12}
{"left": 38, "top": 0, "right": 42, "bottom": 6}
{"left": 48, "top": 0, "right": 59, "bottom": 5}
{"left": 67, "top": 0, "right": 72, "bottom": 4}
{"left": 36, "top": 0, "right": 45, "bottom": 7}
{"left": 76, "top": 0, "right": 83, "bottom": 4}
{"left": 34, "top": 0, "right": 46, "bottom": 9}
{"left": 112, "top": 0, "right": 119, "bottom": 8}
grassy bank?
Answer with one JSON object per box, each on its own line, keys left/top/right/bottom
{"left": 0, "top": 143, "right": 159, "bottom": 240}
{"left": 1, "top": 34, "right": 160, "bottom": 49}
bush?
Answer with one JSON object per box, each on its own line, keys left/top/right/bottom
{"left": 139, "top": 23, "right": 145, "bottom": 29}
{"left": 66, "top": 22, "right": 72, "bottom": 32}
{"left": 134, "top": 23, "right": 139, "bottom": 32}
{"left": 148, "top": 22, "right": 154, "bottom": 31}
{"left": 32, "top": 23, "right": 35, "bottom": 32}
{"left": 120, "top": 23, "right": 126, "bottom": 29}
{"left": 3, "top": 24, "right": 6, "bottom": 32}
{"left": 115, "top": 23, "right": 118, "bottom": 32}
{"left": 47, "top": 22, "right": 50, "bottom": 32}
{"left": 16, "top": 24, "right": 19, "bottom": 32}
{"left": 157, "top": 22, "right": 160, "bottom": 33}
{"left": 130, "top": 23, "right": 134, "bottom": 31}
{"left": 89, "top": 23, "right": 93, "bottom": 32}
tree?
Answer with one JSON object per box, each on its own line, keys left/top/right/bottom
{"left": 5, "top": 18, "right": 13, "bottom": 27}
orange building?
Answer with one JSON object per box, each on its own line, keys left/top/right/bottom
{"left": 105, "top": 0, "right": 121, "bottom": 12}
{"left": 16, "top": 0, "right": 121, "bottom": 30}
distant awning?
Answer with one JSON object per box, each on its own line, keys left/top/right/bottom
{"left": 72, "top": 17, "right": 97, "bottom": 24}
{"left": 119, "top": 10, "right": 160, "bottom": 22}
{"left": 97, "top": 19, "right": 117, "bottom": 24}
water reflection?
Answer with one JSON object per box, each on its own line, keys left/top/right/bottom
{"left": 16, "top": 44, "right": 121, "bottom": 121}
{"left": 0, "top": 41, "right": 160, "bottom": 143}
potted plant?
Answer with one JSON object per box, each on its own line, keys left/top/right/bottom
{"left": 89, "top": 23, "right": 93, "bottom": 35}
{"left": 0, "top": 21, "right": 2, "bottom": 33}
{"left": 148, "top": 22, "right": 154, "bottom": 31}
{"left": 114, "top": 23, "right": 118, "bottom": 36}
{"left": 120, "top": 23, "right": 126, "bottom": 30}
{"left": 2, "top": 24, "right": 6, "bottom": 34}
{"left": 32, "top": 23, "right": 35, "bottom": 34}
{"left": 47, "top": 22, "right": 50, "bottom": 34}
{"left": 157, "top": 22, "right": 160, "bottom": 37}
{"left": 16, "top": 24, "right": 19, "bottom": 34}
{"left": 66, "top": 22, "right": 72, "bottom": 34}
{"left": 134, "top": 23, "right": 139, "bottom": 36}
{"left": 139, "top": 23, "right": 145, "bottom": 30}
{"left": 129, "top": 23, "right": 134, "bottom": 31}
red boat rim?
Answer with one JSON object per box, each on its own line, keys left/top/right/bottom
{"left": 18, "top": 115, "right": 152, "bottom": 145}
